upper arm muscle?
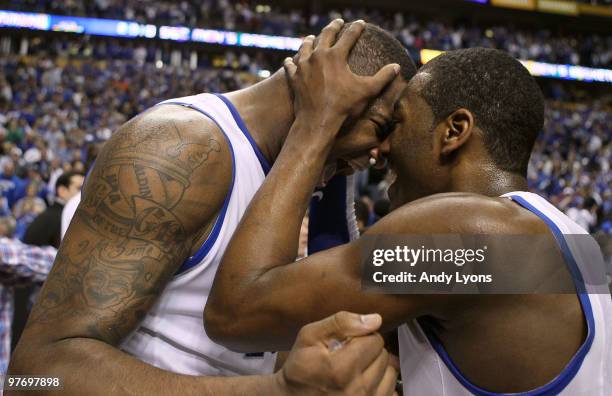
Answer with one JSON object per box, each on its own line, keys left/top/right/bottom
{"left": 25, "top": 106, "right": 232, "bottom": 345}
{"left": 217, "top": 193, "right": 526, "bottom": 350}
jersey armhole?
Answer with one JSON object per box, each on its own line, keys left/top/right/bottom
{"left": 418, "top": 194, "right": 595, "bottom": 396}
{"left": 156, "top": 102, "right": 236, "bottom": 276}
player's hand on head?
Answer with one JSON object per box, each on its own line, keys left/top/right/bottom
{"left": 283, "top": 19, "right": 400, "bottom": 129}
{"left": 275, "top": 311, "right": 398, "bottom": 396}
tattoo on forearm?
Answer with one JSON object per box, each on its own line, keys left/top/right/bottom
{"left": 27, "top": 118, "right": 222, "bottom": 344}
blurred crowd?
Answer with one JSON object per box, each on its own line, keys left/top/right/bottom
{"left": 529, "top": 103, "right": 611, "bottom": 233}
{"left": 0, "top": 43, "right": 609, "bottom": 237}
{"left": 4, "top": 0, "right": 611, "bottom": 68}
{"left": 0, "top": 48, "right": 259, "bottom": 240}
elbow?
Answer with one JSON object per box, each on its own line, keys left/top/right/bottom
{"left": 206, "top": 277, "right": 282, "bottom": 351}
{"left": 205, "top": 295, "right": 271, "bottom": 352}
{"left": 9, "top": 340, "right": 49, "bottom": 377}
{"left": 10, "top": 335, "right": 86, "bottom": 378}
{"left": 204, "top": 301, "right": 245, "bottom": 351}
{"left": 8, "top": 352, "right": 27, "bottom": 377}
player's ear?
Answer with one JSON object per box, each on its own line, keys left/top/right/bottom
{"left": 440, "top": 108, "right": 474, "bottom": 156}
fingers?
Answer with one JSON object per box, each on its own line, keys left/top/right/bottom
{"left": 297, "top": 311, "right": 382, "bottom": 347}
{"left": 373, "top": 364, "right": 399, "bottom": 396}
{"left": 365, "top": 63, "right": 401, "bottom": 97}
{"left": 318, "top": 18, "right": 344, "bottom": 49}
{"left": 297, "top": 35, "right": 315, "bottom": 63}
{"left": 330, "top": 332, "right": 385, "bottom": 376}
{"left": 334, "top": 20, "right": 366, "bottom": 58}
{"left": 387, "top": 353, "right": 400, "bottom": 371}
{"left": 358, "top": 347, "right": 390, "bottom": 395}
{"left": 380, "top": 74, "right": 407, "bottom": 108}
{"left": 283, "top": 57, "right": 297, "bottom": 81}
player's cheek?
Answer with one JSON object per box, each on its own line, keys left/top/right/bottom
{"left": 340, "top": 131, "right": 380, "bottom": 160}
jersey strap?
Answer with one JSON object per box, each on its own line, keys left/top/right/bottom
{"left": 155, "top": 101, "right": 236, "bottom": 275}
{"left": 418, "top": 193, "right": 595, "bottom": 396}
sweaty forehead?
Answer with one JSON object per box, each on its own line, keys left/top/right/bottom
{"left": 395, "top": 72, "right": 434, "bottom": 119}
{"left": 407, "top": 71, "right": 432, "bottom": 96}
{"left": 366, "top": 80, "right": 411, "bottom": 119}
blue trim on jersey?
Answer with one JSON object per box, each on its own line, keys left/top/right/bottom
{"left": 214, "top": 93, "right": 271, "bottom": 175}
{"left": 419, "top": 194, "right": 595, "bottom": 396}
{"left": 81, "top": 162, "right": 94, "bottom": 193}
{"left": 159, "top": 101, "right": 236, "bottom": 275}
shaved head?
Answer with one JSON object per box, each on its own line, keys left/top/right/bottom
{"left": 416, "top": 47, "right": 545, "bottom": 176}
{"left": 325, "top": 22, "right": 417, "bottom": 82}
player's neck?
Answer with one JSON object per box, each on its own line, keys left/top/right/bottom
{"left": 224, "top": 70, "right": 294, "bottom": 166}
{"left": 451, "top": 163, "right": 529, "bottom": 197}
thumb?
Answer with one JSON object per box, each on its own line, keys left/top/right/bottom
{"left": 283, "top": 57, "right": 297, "bottom": 77}
{"left": 298, "top": 311, "right": 382, "bottom": 347}
{"left": 367, "top": 63, "right": 401, "bottom": 96}
{"left": 283, "top": 57, "right": 298, "bottom": 87}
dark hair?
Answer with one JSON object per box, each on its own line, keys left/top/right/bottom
{"left": 417, "top": 47, "right": 544, "bottom": 176}
{"left": 584, "top": 197, "right": 596, "bottom": 210}
{"left": 333, "top": 22, "right": 417, "bottom": 82}
{"left": 55, "top": 171, "right": 83, "bottom": 194}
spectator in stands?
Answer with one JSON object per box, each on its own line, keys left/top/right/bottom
{"left": 0, "top": 216, "right": 56, "bottom": 374}
{"left": 355, "top": 198, "right": 371, "bottom": 234}
{"left": 13, "top": 172, "right": 81, "bottom": 356}
{"left": 373, "top": 199, "right": 391, "bottom": 221}
{"left": 0, "top": 160, "right": 25, "bottom": 209}
{"left": 567, "top": 196, "right": 599, "bottom": 232}
{"left": 12, "top": 180, "right": 46, "bottom": 241}
{"left": 0, "top": 33, "right": 608, "bottom": 234}
{"left": 23, "top": 171, "right": 84, "bottom": 249}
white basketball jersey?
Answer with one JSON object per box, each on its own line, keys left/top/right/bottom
{"left": 120, "top": 93, "right": 277, "bottom": 376}
{"left": 399, "top": 191, "right": 612, "bottom": 395}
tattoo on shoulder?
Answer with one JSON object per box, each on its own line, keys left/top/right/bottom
{"left": 27, "top": 118, "right": 223, "bottom": 344}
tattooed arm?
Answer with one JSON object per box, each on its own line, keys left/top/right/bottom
{"left": 6, "top": 105, "right": 282, "bottom": 395}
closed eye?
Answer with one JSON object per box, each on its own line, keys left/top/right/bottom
{"left": 375, "top": 119, "right": 398, "bottom": 141}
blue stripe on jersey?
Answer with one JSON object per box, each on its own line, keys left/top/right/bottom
{"left": 81, "top": 162, "right": 94, "bottom": 195}
{"left": 419, "top": 194, "right": 595, "bottom": 396}
{"left": 160, "top": 102, "right": 236, "bottom": 275}
{"left": 214, "top": 94, "right": 271, "bottom": 175}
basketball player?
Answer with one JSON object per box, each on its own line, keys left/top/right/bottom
{"left": 8, "top": 20, "right": 415, "bottom": 394}
{"left": 205, "top": 41, "right": 612, "bottom": 394}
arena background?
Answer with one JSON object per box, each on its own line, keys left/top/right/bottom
{"left": 0, "top": 0, "right": 610, "bottom": 369}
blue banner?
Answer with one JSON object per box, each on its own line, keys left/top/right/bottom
{"left": 0, "top": 9, "right": 609, "bottom": 83}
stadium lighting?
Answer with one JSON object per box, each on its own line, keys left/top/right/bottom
{"left": 419, "top": 49, "right": 612, "bottom": 83}
{"left": 0, "top": 9, "right": 609, "bottom": 83}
